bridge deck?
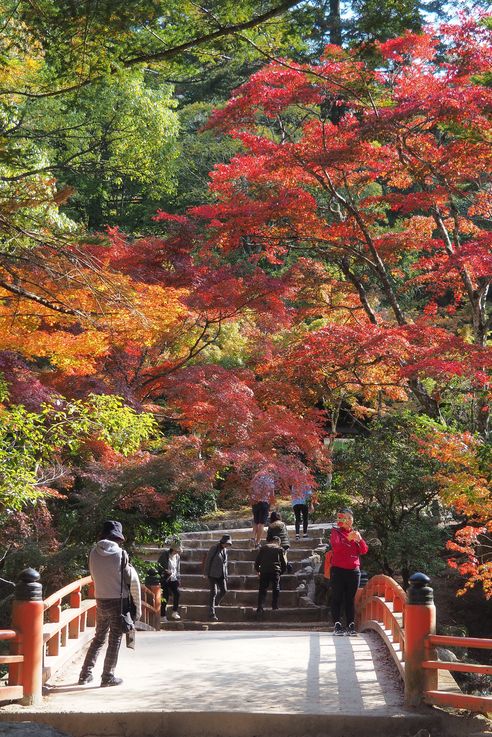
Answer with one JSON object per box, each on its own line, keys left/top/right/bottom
{"left": 46, "top": 630, "right": 404, "bottom": 714}
{"left": 0, "top": 631, "right": 449, "bottom": 736}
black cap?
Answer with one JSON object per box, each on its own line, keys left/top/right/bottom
{"left": 100, "top": 520, "right": 125, "bottom": 541}
{"left": 220, "top": 534, "right": 233, "bottom": 546}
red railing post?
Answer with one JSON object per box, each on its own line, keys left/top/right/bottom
{"left": 69, "top": 587, "right": 82, "bottom": 639}
{"left": 87, "top": 581, "right": 96, "bottom": 627}
{"left": 404, "top": 572, "right": 437, "bottom": 707}
{"left": 11, "top": 568, "right": 44, "bottom": 706}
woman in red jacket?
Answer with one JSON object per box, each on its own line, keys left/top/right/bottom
{"left": 330, "top": 508, "right": 368, "bottom": 636}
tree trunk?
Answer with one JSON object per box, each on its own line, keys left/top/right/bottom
{"left": 328, "top": 0, "right": 342, "bottom": 45}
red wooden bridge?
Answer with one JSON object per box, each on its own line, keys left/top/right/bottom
{"left": 0, "top": 564, "right": 491, "bottom": 736}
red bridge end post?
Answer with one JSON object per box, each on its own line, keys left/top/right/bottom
{"left": 11, "top": 568, "right": 44, "bottom": 706}
{"left": 404, "top": 572, "right": 437, "bottom": 707}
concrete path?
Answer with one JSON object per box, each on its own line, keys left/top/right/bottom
{"left": 43, "top": 630, "right": 404, "bottom": 714}
{"left": 1, "top": 630, "right": 465, "bottom": 736}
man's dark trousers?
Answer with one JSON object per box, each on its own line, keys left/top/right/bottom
{"left": 257, "top": 571, "right": 281, "bottom": 610}
{"left": 208, "top": 576, "right": 227, "bottom": 616}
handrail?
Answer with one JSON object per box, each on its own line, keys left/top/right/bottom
{"left": 423, "top": 634, "right": 492, "bottom": 713}
{"left": 2, "top": 567, "right": 161, "bottom": 706}
{"left": 0, "top": 630, "right": 17, "bottom": 641}
{"left": 0, "top": 629, "right": 24, "bottom": 703}
{"left": 356, "top": 574, "right": 406, "bottom": 678}
{"left": 42, "top": 576, "right": 97, "bottom": 683}
{"left": 141, "top": 583, "right": 161, "bottom": 630}
{"left": 426, "top": 634, "right": 492, "bottom": 650}
{"left": 355, "top": 573, "right": 492, "bottom": 713}
{"left": 43, "top": 575, "right": 92, "bottom": 610}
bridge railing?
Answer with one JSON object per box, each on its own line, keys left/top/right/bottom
{"left": 0, "top": 567, "right": 161, "bottom": 706}
{"left": 355, "top": 574, "right": 406, "bottom": 678}
{"left": 0, "top": 629, "right": 24, "bottom": 703}
{"left": 43, "top": 575, "right": 96, "bottom": 686}
{"left": 140, "top": 582, "right": 161, "bottom": 630}
{"left": 356, "top": 571, "right": 492, "bottom": 713}
{"left": 423, "top": 634, "right": 492, "bottom": 714}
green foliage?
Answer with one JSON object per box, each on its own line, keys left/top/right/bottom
{"left": 0, "top": 395, "right": 157, "bottom": 512}
{"left": 53, "top": 72, "right": 180, "bottom": 229}
{"left": 171, "top": 489, "right": 219, "bottom": 525}
{"left": 375, "top": 516, "right": 447, "bottom": 586}
{"left": 88, "top": 394, "right": 158, "bottom": 455}
{"left": 332, "top": 414, "right": 447, "bottom": 583}
{"left": 314, "top": 487, "right": 353, "bottom": 521}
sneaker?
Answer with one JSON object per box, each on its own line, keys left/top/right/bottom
{"left": 78, "top": 673, "right": 93, "bottom": 685}
{"left": 101, "top": 675, "right": 123, "bottom": 688}
{"left": 209, "top": 614, "right": 218, "bottom": 622}
{"left": 346, "top": 622, "right": 357, "bottom": 636}
{"left": 272, "top": 605, "right": 279, "bottom": 610}
{"left": 333, "top": 621, "right": 345, "bottom": 636}
{"left": 303, "top": 533, "right": 308, "bottom": 538}
{"left": 160, "top": 615, "right": 168, "bottom": 623}
{"left": 295, "top": 534, "right": 300, "bottom": 541}
{"left": 171, "top": 611, "right": 181, "bottom": 620}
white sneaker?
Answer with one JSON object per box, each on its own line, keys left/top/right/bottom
{"left": 171, "top": 611, "right": 181, "bottom": 620}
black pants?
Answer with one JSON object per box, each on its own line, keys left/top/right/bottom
{"left": 257, "top": 571, "right": 281, "bottom": 611}
{"left": 208, "top": 576, "right": 227, "bottom": 615}
{"left": 162, "top": 579, "right": 180, "bottom": 614}
{"left": 330, "top": 566, "right": 360, "bottom": 626}
{"left": 293, "top": 503, "right": 309, "bottom": 535}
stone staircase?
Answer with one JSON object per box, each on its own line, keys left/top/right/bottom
{"left": 140, "top": 525, "right": 329, "bottom": 629}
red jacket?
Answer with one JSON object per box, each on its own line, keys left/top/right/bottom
{"left": 330, "top": 526, "right": 368, "bottom": 570}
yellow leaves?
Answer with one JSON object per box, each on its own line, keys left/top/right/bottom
{"left": 420, "top": 429, "right": 491, "bottom": 521}
{"left": 468, "top": 190, "right": 492, "bottom": 219}
{"left": 386, "top": 169, "right": 414, "bottom": 189}
{"left": 98, "top": 280, "right": 188, "bottom": 348}
{"left": 0, "top": 266, "right": 188, "bottom": 374}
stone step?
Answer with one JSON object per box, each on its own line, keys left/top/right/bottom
{"left": 177, "top": 559, "right": 312, "bottom": 575}
{"left": 179, "top": 573, "right": 299, "bottom": 590}
{"left": 160, "top": 620, "right": 329, "bottom": 631}
{"left": 6, "top": 709, "right": 442, "bottom": 737}
{"left": 177, "top": 560, "right": 244, "bottom": 575}
{"left": 144, "top": 546, "right": 319, "bottom": 563}
{"left": 167, "top": 603, "right": 327, "bottom": 622}
{"left": 177, "top": 588, "right": 300, "bottom": 607}
{"left": 180, "top": 519, "right": 253, "bottom": 535}
{"left": 169, "top": 536, "right": 325, "bottom": 549}
{"left": 183, "top": 547, "right": 314, "bottom": 562}
{"left": 179, "top": 525, "right": 332, "bottom": 540}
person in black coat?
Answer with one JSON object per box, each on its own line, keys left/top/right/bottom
{"left": 203, "top": 534, "right": 233, "bottom": 622}
{"left": 255, "top": 536, "right": 287, "bottom": 614}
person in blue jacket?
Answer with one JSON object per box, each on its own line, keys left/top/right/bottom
{"left": 291, "top": 484, "right": 313, "bottom": 540}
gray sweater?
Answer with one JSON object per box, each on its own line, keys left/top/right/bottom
{"left": 89, "top": 539, "right": 131, "bottom": 599}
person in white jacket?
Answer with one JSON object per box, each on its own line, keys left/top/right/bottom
{"left": 78, "top": 520, "right": 133, "bottom": 688}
